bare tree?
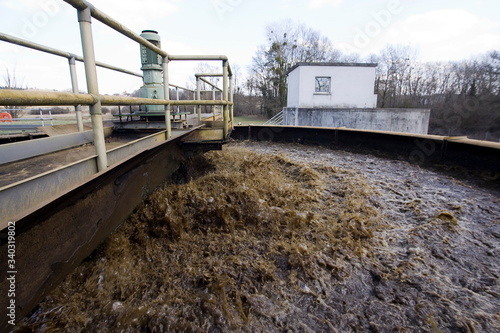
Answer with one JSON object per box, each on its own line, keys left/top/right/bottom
{"left": 373, "top": 44, "right": 418, "bottom": 108}
{"left": 250, "top": 19, "right": 341, "bottom": 117}
{"left": 2, "top": 67, "right": 26, "bottom": 119}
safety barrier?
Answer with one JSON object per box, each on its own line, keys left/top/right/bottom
{"left": 0, "top": 108, "right": 53, "bottom": 130}
{"left": 0, "top": 0, "right": 234, "bottom": 171}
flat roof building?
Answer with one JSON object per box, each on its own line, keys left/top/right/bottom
{"left": 287, "top": 62, "right": 378, "bottom": 109}
{"left": 284, "top": 62, "right": 431, "bottom": 134}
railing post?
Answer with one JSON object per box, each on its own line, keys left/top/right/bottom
{"left": 222, "top": 60, "right": 229, "bottom": 138}
{"left": 212, "top": 88, "right": 217, "bottom": 119}
{"left": 162, "top": 56, "right": 172, "bottom": 139}
{"left": 68, "top": 55, "right": 84, "bottom": 132}
{"left": 196, "top": 77, "right": 201, "bottom": 122}
{"left": 77, "top": 7, "right": 107, "bottom": 171}
{"left": 175, "top": 86, "right": 180, "bottom": 113}
{"left": 229, "top": 75, "right": 234, "bottom": 128}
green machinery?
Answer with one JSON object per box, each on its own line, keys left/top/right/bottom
{"left": 139, "top": 30, "right": 164, "bottom": 113}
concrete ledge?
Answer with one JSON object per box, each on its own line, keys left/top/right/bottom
{"left": 283, "top": 107, "right": 431, "bottom": 134}
{"left": 232, "top": 125, "right": 500, "bottom": 173}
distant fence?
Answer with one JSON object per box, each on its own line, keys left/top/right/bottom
{"left": 0, "top": 108, "right": 53, "bottom": 130}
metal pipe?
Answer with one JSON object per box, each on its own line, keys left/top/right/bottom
{"left": 170, "top": 56, "right": 232, "bottom": 76}
{"left": 196, "top": 78, "right": 202, "bottom": 122}
{"left": 100, "top": 95, "right": 232, "bottom": 106}
{"left": 68, "top": 57, "right": 84, "bottom": 132}
{"left": 229, "top": 75, "right": 234, "bottom": 126}
{"left": 198, "top": 77, "right": 222, "bottom": 91}
{"left": 0, "top": 33, "right": 143, "bottom": 78}
{"left": 175, "top": 87, "right": 180, "bottom": 112}
{"left": 0, "top": 89, "right": 97, "bottom": 105}
{"left": 170, "top": 57, "right": 234, "bottom": 75}
{"left": 0, "top": 89, "right": 232, "bottom": 107}
{"left": 222, "top": 60, "right": 229, "bottom": 138}
{"left": 92, "top": 8, "right": 168, "bottom": 58}
{"left": 0, "top": 32, "right": 70, "bottom": 58}
{"left": 195, "top": 73, "right": 224, "bottom": 77}
{"left": 77, "top": 7, "right": 107, "bottom": 171}
{"left": 162, "top": 56, "right": 172, "bottom": 138}
{"left": 63, "top": 0, "right": 168, "bottom": 59}
{"left": 169, "top": 83, "right": 195, "bottom": 93}
{"left": 169, "top": 55, "right": 227, "bottom": 61}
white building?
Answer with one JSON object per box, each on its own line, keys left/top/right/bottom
{"left": 283, "top": 62, "right": 431, "bottom": 134}
{"left": 286, "top": 62, "right": 378, "bottom": 109}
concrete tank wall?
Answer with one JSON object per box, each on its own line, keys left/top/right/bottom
{"left": 283, "top": 107, "right": 431, "bottom": 134}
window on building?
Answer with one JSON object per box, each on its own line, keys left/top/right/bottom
{"left": 315, "top": 76, "right": 331, "bottom": 93}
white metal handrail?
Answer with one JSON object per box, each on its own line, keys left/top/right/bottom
{"left": 264, "top": 111, "right": 284, "bottom": 125}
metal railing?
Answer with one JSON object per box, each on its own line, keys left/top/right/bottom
{"left": 0, "top": 108, "right": 53, "bottom": 130}
{"left": 0, "top": 0, "right": 234, "bottom": 171}
{"left": 264, "top": 111, "right": 284, "bottom": 125}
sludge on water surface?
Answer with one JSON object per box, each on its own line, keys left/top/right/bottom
{"left": 15, "top": 142, "right": 500, "bottom": 333}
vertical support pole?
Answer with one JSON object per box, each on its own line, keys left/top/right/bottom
{"left": 68, "top": 56, "right": 84, "bottom": 132}
{"left": 175, "top": 87, "right": 180, "bottom": 113}
{"left": 77, "top": 7, "right": 107, "bottom": 171}
{"left": 212, "top": 88, "right": 216, "bottom": 119}
{"left": 196, "top": 77, "right": 201, "bottom": 122}
{"left": 162, "top": 56, "right": 172, "bottom": 139}
{"left": 222, "top": 60, "right": 229, "bottom": 138}
{"left": 229, "top": 75, "right": 234, "bottom": 128}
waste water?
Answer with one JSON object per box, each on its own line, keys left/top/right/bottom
{"left": 15, "top": 141, "right": 500, "bottom": 332}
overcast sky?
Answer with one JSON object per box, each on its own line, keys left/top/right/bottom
{"left": 0, "top": 0, "right": 499, "bottom": 94}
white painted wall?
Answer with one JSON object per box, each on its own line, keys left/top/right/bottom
{"left": 287, "top": 63, "right": 378, "bottom": 108}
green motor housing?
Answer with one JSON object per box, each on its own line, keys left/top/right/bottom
{"left": 139, "top": 30, "right": 164, "bottom": 112}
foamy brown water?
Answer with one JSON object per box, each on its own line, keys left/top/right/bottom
{"left": 16, "top": 141, "right": 500, "bottom": 332}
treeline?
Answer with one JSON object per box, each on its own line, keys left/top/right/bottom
{"left": 235, "top": 20, "right": 500, "bottom": 141}
{"left": 373, "top": 46, "right": 500, "bottom": 140}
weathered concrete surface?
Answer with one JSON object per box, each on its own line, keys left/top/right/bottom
{"left": 232, "top": 125, "right": 500, "bottom": 174}
{"left": 283, "top": 107, "right": 431, "bottom": 134}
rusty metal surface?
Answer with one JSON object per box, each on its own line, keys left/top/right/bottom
{"left": 0, "top": 134, "right": 188, "bottom": 330}
{"left": 0, "top": 127, "right": 111, "bottom": 165}
{"left": 99, "top": 94, "right": 232, "bottom": 106}
{"left": 0, "top": 129, "right": 193, "bottom": 228}
{"left": 182, "top": 128, "right": 225, "bottom": 142}
{"left": 0, "top": 89, "right": 97, "bottom": 106}
{"left": 0, "top": 89, "right": 233, "bottom": 107}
